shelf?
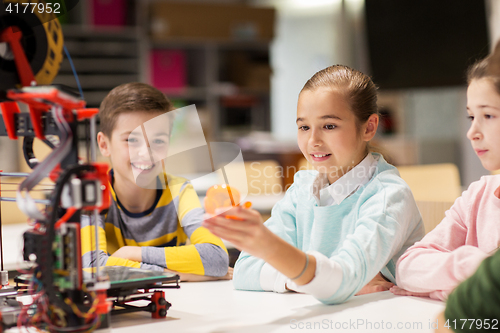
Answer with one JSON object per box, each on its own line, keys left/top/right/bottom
{"left": 149, "top": 39, "right": 272, "bottom": 138}
{"left": 55, "top": 74, "right": 140, "bottom": 90}
{"left": 53, "top": 26, "right": 142, "bottom": 108}
{"left": 59, "top": 25, "right": 141, "bottom": 39}
{"left": 159, "top": 87, "right": 208, "bottom": 100}
{"left": 238, "top": 87, "right": 271, "bottom": 96}
{"left": 64, "top": 41, "right": 139, "bottom": 58}
{"left": 157, "top": 87, "right": 270, "bottom": 104}
{"left": 51, "top": 2, "right": 274, "bottom": 139}
{"left": 59, "top": 58, "right": 138, "bottom": 73}
{"left": 150, "top": 39, "right": 271, "bottom": 51}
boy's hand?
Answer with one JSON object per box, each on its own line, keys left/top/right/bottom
{"left": 111, "top": 246, "right": 142, "bottom": 262}
{"left": 164, "top": 267, "right": 234, "bottom": 282}
{"left": 355, "top": 272, "right": 394, "bottom": 295}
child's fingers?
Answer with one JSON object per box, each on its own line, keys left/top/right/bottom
{"left": 203, "top": 220, "right": 248, "bottom": 245}
{"left": 203, "top": 212, "right": 215, "bottom": 220}
{"left": 204, "top": 214, "right": 254, "bottom": 233}
{"left": 389, "top": 286, "right": 430, "bottom": 298}
{"left": 204, "top": 213, "right": 234, "bottom": 225}
{"left": 204, "top": 213, "right": 262, "bottom": 239}
{"left": 218, "top": 207, "right": 260, "bottom": 222}
{"left": 215, "top": 206, "right": 242, "bottom": 216}
{"left": 225, "top": 215, "right": 245, "bottom": 221}
{"left": 389, "top": 286, "right": 406, "bottom": 295}
{"left": 208, "top": 206, "right": 259, "bottom": 225}
{"left": 203, "top": 215, "right": 240, "bottom": 232}
{"left": 214, "top": 203, "right": 253, "bottom": 216}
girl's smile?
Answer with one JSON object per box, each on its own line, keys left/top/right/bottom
{"left": 310, "top": 153, "right": 331, "bottom": 162}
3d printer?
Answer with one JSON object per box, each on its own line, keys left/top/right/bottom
{"left": 0, "top": 1, "right": 179, "bottom": 332}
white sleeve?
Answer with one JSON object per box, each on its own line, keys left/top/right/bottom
{"left": 259, "top": 263, "right": 289, "bottom": 293}
{"left": 286, "top": 251, "right": 343, "bottom": 299}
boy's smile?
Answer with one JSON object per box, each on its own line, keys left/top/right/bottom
{"left": 466, "top": 78, "right": 500, "bottom": 171}
{"left": 98, "top": 111, "right": 169, "bottom": 190}
{"left": 131, "top": 163, "right": 155, "bottom": 171}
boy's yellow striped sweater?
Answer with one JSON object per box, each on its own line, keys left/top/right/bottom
{"left": 81, "top": 172, "right": 228, "bottom": 276}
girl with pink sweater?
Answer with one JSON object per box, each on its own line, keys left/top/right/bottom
{"left": 392, "top": 42, "right": 500, "bottom": 301}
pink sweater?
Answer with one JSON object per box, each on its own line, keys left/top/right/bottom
{"left": 396, "top": 175, "right": 500, "bottom": 301}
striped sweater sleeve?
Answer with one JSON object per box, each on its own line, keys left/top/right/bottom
{"left": 140, "top": 181, "right": 229, "bottom": 276}
{"left": 80, "top": 214, "right": 163, "bottom": 271}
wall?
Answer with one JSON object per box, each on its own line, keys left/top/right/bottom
{"left": 253, "top": 0, "right": 346, "bottom": 142}
{"left": 258, "top": 0, "right": 498, "bottom": 188}
{"left": 0, "top": 138, "right": 19, "bottom": 172}
{"left": 488, "top": 0, "right": 500, "bottom": 44}
{"left": 402, "top": 88, "right": 463, "bottom": 166}
{"left": 271, "top": 10, "right": 341, "bottom": 141}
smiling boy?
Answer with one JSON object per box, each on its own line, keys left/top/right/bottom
{"left": 81, "top": 82, "right": 230, "bottom": 280}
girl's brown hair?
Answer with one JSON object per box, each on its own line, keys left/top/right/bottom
{"left": 301, "top": 65, "right": 379, "bottom": 131}
{"left": 467, "top": 41, "right": 500, "bottom": 94}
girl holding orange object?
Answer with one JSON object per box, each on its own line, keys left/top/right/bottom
{"left": 203, "top": 65, "right": 424, "bottom": 305}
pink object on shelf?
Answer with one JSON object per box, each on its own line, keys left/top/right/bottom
{"left": 150, "top": 50, "right": 187, "bottom": 90}
{"left": 91, "top": 0, "right": 126, "bottom": 26}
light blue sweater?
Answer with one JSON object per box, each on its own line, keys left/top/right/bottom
{"left": 233, "top": 154, "right": 424, "bottom": 305}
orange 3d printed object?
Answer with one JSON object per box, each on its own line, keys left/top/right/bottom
{"left": 204, "top": 185, "right": 251, "bottom": 217}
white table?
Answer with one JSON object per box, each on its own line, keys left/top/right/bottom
{"left": 104, "top": 281, "right": 443, "bottom": 333}
{"left": 2, "top": 227, "right": 445, "bottom": 333}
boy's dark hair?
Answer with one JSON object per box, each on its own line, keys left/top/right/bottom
{"left": 467, "top": 41, "right": 500, "bottom": 95}
{"left": 99, "top": 82, "right": 173, "bottom": 138}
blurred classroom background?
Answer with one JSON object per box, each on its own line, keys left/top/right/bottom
{"left": 1, "top": 0, "right": 499, "bottom": 232}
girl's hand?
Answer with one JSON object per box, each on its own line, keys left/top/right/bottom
{"left": 205, "top": 207, "right": 316, "bottom": 286}
{"left": 391, "top": 286, "right": 449, "bottom": 301}
{"left": 390, "top": 285, "right": 431, "bottom": 297}
{"left": 202, "top": 206, "right": 275, "bottom": 260}
{"left": 355, "top": 272, "right": 394, "bottom": 296}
